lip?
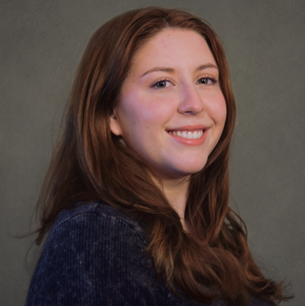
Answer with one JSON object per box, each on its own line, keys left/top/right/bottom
{"left": 166, "top": 125, "right": 209, "bottom": 146}
{"left": 166, "top": 125, "right": 208, "bottom": 132}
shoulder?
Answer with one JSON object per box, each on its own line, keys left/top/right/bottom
{"left": 27, "top": 201, "right": 161, "bottom": 305}
{"left": 250, "top": 298, "right": 276, "bottom": 306}
{"left": 50, "top": 200, "right": 145, "bottom": 243}
{"left": 39, "top": 200, "right": 149, "bottom": 273}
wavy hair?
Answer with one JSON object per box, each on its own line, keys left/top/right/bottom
{"left": 35, "top": 7, "right": 289, "bottom": 305}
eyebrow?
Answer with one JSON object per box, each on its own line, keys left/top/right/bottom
{"left": 141, "top": 63, "right": 218, "bottom": 78}
{"left": 141, "top": 67, "right": 175, "bottom": 77}
{"left": 196, "top": 63, "right": 218, "bottom": 72}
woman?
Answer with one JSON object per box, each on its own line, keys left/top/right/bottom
{"left": 26, "top": 7, "right": 290, "bottom": 306}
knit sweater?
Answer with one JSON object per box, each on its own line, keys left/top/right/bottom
{"left": 26, "top": 201, "right": 274, "bottom": 306}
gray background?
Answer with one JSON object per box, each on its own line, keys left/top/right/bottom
{"left": 1, "top": 0, "right": 304, "bottom": 305}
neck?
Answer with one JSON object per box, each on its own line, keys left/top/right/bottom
{"left": 159, "top": 175, "right": 191, "bottom": 230}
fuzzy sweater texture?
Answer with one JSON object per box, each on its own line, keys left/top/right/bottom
{"left": 26, "top": 201, "right": 274, "bottom": 306}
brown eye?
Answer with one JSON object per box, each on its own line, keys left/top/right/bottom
{"left": 156, "top": 81, "right": 166, "bottom": 88}
{"left": 152, "top": 79, "right": 171, "bottom": 89}
{"left": 199, "top": 78, "right": 208, "bottom": 84}
{"left": 198, "top": 77, "right": 216, "bottom": 85}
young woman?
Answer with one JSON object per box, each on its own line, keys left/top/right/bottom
{"left": 26, "top": 7, "right": 290, "bottom": 306}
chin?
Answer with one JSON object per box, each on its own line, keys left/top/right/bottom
{"left": 171, "top": 160, "right": 208, "bottom": 178}
{"left": 184, "top": 157, "right": 208, "bottom": 173}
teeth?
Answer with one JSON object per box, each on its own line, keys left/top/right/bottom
{"left": 169, "top": 130, "right": 203, "bottom": 139}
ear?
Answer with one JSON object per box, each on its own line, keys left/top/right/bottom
{"left": 109, "top": 111, "right": 122, "bottom": 136}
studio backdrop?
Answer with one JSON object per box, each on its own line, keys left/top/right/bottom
{"left": 0, "top": 1, "right": 304, "bottom": 305}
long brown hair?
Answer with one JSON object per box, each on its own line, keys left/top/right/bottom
{"left": 35, "top": 7, "right": 290, "bottom": 305}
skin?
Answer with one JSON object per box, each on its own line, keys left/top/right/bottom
{"left": 110, "top": 28, "right": 227, "bottom": 227}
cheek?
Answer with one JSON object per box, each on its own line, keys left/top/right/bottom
{"left": 116, "top": 97, "right": 159, "bottom": 144}
{"left": 122, "top": 92, "right": 175, "bottom": 128}
{"left": 208, "top": 93, "right": 227, "bottom": 126}
{"left": 218, "top": 100, "right": 227, "bottom": 126}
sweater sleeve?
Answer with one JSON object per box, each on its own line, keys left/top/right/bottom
{"left": 26, "top": 210, "right": 160, "bottom": 306}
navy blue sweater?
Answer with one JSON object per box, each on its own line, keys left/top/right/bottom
{"left": 26, "top": 201, "right": 274, "bottom": 306}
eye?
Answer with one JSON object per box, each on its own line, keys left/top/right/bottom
{"left": 152, "top": 79, "right": 171, "bottom": 89}
{"left": 197, "top": 77, "right": 216, "bottom": 85}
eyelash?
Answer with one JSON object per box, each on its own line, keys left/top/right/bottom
{"left": 151, "top": 78, "right": 171, "bottom": 89}
{"left": 197, "top": 76, "right": 217, "bottom": 85}
{"left": 151, "top": 76, "right": 217, "bottom": 89}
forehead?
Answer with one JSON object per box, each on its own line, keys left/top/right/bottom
{"left": 128, "top": 28, "right": 217, "bottom": 74}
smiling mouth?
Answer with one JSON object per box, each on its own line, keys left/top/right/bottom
{"left": 167, "top": 130, "right": 204, "bottom": 140}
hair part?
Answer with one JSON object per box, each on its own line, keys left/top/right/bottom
{"left": 35, "top": 7, "right": 290, "bottom": 305}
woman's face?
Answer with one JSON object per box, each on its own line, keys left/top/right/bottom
{"left": 110, "top": 28, "right": 226, "bottom": 180}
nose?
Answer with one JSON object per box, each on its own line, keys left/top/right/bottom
{"left": 178, "top": 83, "right": 204, "bottom": 115}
